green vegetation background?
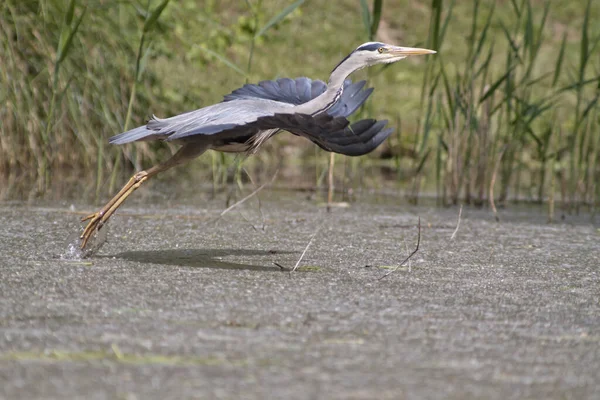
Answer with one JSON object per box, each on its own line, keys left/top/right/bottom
{"left": 1, "top": 0, "right": 599, "bottom": 208}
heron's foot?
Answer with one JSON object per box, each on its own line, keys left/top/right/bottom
{"left": 80, "top": 211, "right": 107, "bottom": 250}
{"left": 80, "top": 171, "right": 149, "bottom": 250}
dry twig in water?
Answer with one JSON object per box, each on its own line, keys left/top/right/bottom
{"left": 273, "top": 262, "right": 288, "bottom": 271}
{"left": 450, "top": 204, "right": 463, "bottom": 240}
{"left": 490, "top": 146, "right": 506, "bottom": 222}
{"left": 291, "top": 225, "right": 321, "bottom": 273}
{"left": 379, "top": 217, "right": 421, "bottom": 280}
{"left": 273, "top": 222, "right": 323, "bottom": 273}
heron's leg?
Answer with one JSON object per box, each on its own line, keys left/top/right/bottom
{"left": 80, "top": 143, "right": 207, "bottom": 249}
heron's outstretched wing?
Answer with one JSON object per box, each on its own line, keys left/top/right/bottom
{"left": 110, "top": 99, "right": 391, "bottom": 157}
{"left": 110, "top": 78, "right": 375, "bottom": 145}
{"left": 308, "top": 119, "right": 394, "bottom": 156}
{"left": 223, "top": 78, "right": 373, "bottom": 118}
{"left": 246, "top": 113, "right": 393, "bottom": 157}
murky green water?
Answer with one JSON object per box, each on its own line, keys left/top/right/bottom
{"left": 1, "top": 187, "right": 599, "bottom": 399}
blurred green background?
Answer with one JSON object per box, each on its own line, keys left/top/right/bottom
{"left": 1, "top": 0, "right": 599, "bottom": 210}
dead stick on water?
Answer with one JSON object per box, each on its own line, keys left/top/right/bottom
{"left": 379, "top": 217, "right": 421, "bottom": 280}
{"left": 402, "top": 236, "right": 412, "bottom": 273}
{"left": 291, "top": 225, "right": 322, "bottom": 273}
{"left": 450, "top": 204, "right": 463, "bottom": 240}
{"left": 489, "top": 146, "right": 506, "bottom": 222}
{"left": 273, "top": 222, "right": 323, "bottom": 273}
{"left": 273, "top": 262, "right": 288, "bottom": 271}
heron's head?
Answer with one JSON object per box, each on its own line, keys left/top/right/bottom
{"left": 333, "top": 42, "right": 436, "bottom": 73}
{"left": 357, "top": 42, "right": 436, "bottom": 65}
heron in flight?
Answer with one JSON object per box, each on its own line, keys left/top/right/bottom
{"left": 80, "top": 42, "right": 435, "bottom": 249}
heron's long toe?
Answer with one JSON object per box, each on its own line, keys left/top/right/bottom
{"left": 81, "top": 211, "right": 101, "bottom": 222}
{"left": 80, "top": 212, "right": 105, "bottom": 249}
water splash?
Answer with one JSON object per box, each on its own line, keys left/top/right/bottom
{"left": 61, "top": 223, "right": 109, "bottom": 260}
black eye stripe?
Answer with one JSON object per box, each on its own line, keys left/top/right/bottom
{"left": 357, "top": 42, "right": 385, "bottom": 52}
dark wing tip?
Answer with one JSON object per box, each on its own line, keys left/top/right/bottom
{"left": 311, "top": 119, "right": 394, "bottom": 156}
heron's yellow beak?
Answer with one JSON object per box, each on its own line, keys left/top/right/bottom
{"left": 389, "top": 46, "right": 437, "bottom": 56}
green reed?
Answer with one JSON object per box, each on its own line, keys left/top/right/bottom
{"left": 417, "top": 0, "right": 600, "bottom": 209}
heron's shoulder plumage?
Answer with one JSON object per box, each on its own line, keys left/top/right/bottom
{"left": 223, "top": 77, "right": 327, "bottom": 105}
{"left": 223, "top": 78, "right": 373, "bottom": 118}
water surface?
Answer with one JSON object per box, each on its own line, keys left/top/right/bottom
{"left": 1, "top": 188, "right": 599, "bottom": 399}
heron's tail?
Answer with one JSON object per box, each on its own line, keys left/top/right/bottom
{"left": 109, "top": 125, "right": 156, "bottom": 145}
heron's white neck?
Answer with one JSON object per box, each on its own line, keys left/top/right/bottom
{"left": 293, "top": 54, "right": 364, "bottom": 115}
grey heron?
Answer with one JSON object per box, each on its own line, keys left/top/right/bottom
{"left": 80, "top": 42, "right": 435, "bottom": 249}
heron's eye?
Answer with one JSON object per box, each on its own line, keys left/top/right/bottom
{"left": 377, "top": 47, "right": 384, "bottom": 53}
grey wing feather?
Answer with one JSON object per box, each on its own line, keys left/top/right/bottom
{"left": 279, "top": 78, "right": 296, "bottom": 99}
{"left": 110, "top": 99, "right": 293, "bottom": 144}
{"left": 110, "top": 125, "right": 161, "bottom": 144}
{"left": 297, "top": 78, "right": 312, "bottom": 100}
{"left": 311, "top": 80, "right": 327, "bottom": 98}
